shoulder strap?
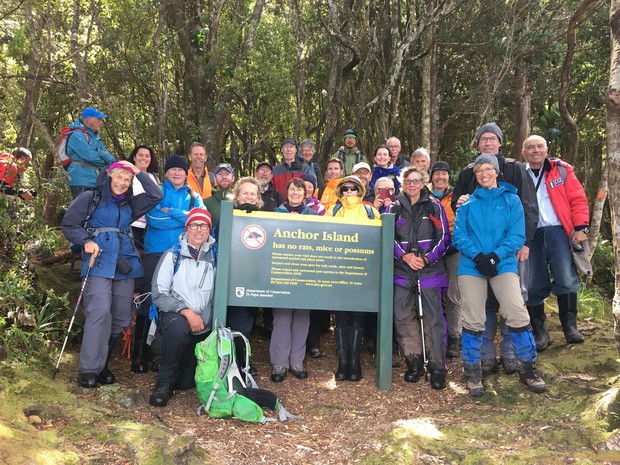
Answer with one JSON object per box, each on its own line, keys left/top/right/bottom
{"left": 82, "top": 190, "right": 101, "bottom": 228}
{"left": 172, "top": 243, "right": 182, "bottom": 274}
{"left": 557, "top": 164, "right": 568, "bottom": 183}
{"left": 332, "top": 200, "right": 342, "bottom": 216}
{"left": 364, "top": 204, "right": 374, "bottom": 220}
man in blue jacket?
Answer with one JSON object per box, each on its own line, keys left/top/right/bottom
{"left": 66, "top": 107, "right": 116, "bottom": 198}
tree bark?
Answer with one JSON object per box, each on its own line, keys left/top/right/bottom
{"left": 513, "top": 60, "right": 531, "bottom": 162}
{"left": 558, "top": 0, "right": 599, "bottom": 164}
{"left": 607, "top": 0, "right": 620, "bottom": 355}
{"left": 589, "top": 164, "right": 608, "bottom": 256}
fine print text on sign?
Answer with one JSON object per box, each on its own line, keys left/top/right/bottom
{"left": 229, "top": 211, "right": 382, "bottom": 312}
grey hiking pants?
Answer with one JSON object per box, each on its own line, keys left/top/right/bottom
{"left": 269, "top": 308, "right": 310, "bottom": 368}
{"left": 79, "top": 277, "right": 134, "bottom": 374}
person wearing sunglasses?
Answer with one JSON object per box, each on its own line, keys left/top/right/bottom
{"left": 149, "top": 208, "right": 217, "bottom": 407}
{"left": 453, "top": 154, "right": 546, "bottom": 397}
{"left": 327, "top": 175, "right": 379, "bottom": 382}
{"left": 387, "top": 166, "right": 450, "bottom": 390}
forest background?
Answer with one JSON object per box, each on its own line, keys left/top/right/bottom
{"left": 3, "top": 1, "right": 620, "bottom": 463}
{"left": 0, "top": 0, "right": 617, "bottom": 343}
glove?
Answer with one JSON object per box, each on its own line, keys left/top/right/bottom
{"left": 236, "top": 203, "right": 260, "bottom": 213}
{"left": 473, "top": 252, "right": 500, "bottom": 277}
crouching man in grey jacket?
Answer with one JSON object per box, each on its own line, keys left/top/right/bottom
{"left": 149, "top": 208, "right": 216, "bottom": 407}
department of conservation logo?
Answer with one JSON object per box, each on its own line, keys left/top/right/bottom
{"left": 241, "top": 225, "right": 266, "bottom": 249}
{"left": 235, "top": 287, "right": 245, "bottom": 298}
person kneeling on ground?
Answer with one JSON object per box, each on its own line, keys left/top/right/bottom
{"left": 453, "top": 154, "right": 547, "bottom": 397}
{"left": 149, "top": 208, "right": 216, "bottom": 407}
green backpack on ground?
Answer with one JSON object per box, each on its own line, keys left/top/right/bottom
{"left": 194, "top": 323, "right": 302, "bottom": 424}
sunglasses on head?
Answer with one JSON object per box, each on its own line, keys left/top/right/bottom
{"left": 341, "top": 185, "right": 359, "bottom": 192}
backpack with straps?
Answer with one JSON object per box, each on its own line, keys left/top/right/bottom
{"left": 194, "top": 323, "right": 302, "bottom": 423}
{"left": 56, "top": 126, "right": 90, "bottom": 170}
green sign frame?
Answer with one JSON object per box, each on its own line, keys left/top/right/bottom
{"left": 213, "top": 201, "right": 395, "bottom": 389}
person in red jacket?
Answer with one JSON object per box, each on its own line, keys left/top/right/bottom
{"left": 0, "top": 147, "right": 35, "bottom": 200}
{"left": 522, "top": 135, "right": 590, "bottom": 350}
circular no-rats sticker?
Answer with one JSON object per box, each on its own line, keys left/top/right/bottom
{"left": 241, "top": 225, "right": 267, "bottom": 249}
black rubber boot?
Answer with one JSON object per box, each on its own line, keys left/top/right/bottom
{"left": 403, "top": 354, "right": 424, "bottom": 383}
{"left": 131, "top": 315, "right": 152, "bottom": 373}
{"left": 429, "top": 363, "right": 446, "bottom": 390}
{"left": 527, "top": 304, "right": 552, "bottom": 352}
{"left": 97, "top": 336, "right": 119, "bottom": 385}
{"left": 334, "top": 327, "right": 349, "bottom": 381}
{"left": 557, "top": 293, "right": 584, "bottom": 344}
{"left": 348, "top": 328, "right": 364, "bottom": 382}
{"left": 446, "top": 334, "right": 461, "bottom": 359}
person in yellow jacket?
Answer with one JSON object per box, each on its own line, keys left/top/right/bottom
{"left": 186, "top": 142, "right": 215, "bottom": 200}
{"left": 318, "top": 157, "right": 344, "bottom": 211}
{"left": 326, "top": 175, "right": 379, "bottom": 382}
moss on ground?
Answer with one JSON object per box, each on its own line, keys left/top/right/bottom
{"left": 0, "top": 361, "right": 209, "bottom": 464}
{"left": 359, "top": 316, "right": 620, "bottom": 464}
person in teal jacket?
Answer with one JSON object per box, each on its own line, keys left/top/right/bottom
{"left": 66, "top": 107, "right": 116, "bottom": 198}
{"left": 453, "top": 154, "right": 547, "bottom": 397}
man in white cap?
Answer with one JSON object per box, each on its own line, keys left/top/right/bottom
{"left": 66, "top": 107, "right": 116, "bottom": 198}
{"left": 351, "top": 161, "right": 374, "bottom": 205}
{"left": 204, "top": 162, "right": 236, "bottom": 225}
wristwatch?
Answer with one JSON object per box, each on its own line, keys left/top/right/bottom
{"left": 580, "top": 227, "right": 590, "bottom": 234}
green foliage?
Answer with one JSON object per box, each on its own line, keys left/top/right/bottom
{"left": 591, "top": 240, "right": 614, "bottom": 299}
{"left": 577, "top": 282, "right": 607, "bottom": 321}
{"left": 0, "top": 194, "right": 70, "bottom": 362}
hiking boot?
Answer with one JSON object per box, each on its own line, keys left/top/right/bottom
{"left": 249, "top": 365, "right": 258, "bottom": 377}
{"left": 271, "top": 365, "right": 287, "bottom": 383}
{"left": 446, "top": 334, "right": 460, "bottom": 359}
{"left": 392, "top": 352, "right": 401, "bottom": 368}
{"left": 429, "top": 368, "right": 446, "bottom": 390}
{"left": 77, "top": 372, "right": 98, "bottom": 389}
{"left": 149, "top": 384, "right": 173, "bottom": 407}
{"left": 500, "top": 357, "right": 518, "bottom": 375}
{"left": 518, "top": 361, "right": 547, "bottom": 393}
{"left": 481, "top": 358, "right": 498, "bottom": 375}
{"left": 404, "top": 355, "right": 424, "bottom": 383}
{"left": 558, "top": 293, "right": 584, "bottom": 344}
{"left": 289, "top": 365, "right": 308, "bottom": 379}
{"left": 463, "top": 363, "right": 485, "bottom": 397}
{"left": 309, "top": 348, "right": 322, "bottom": 358}
{"left": 97, "top": 366, "right": 115, "bottom": 385}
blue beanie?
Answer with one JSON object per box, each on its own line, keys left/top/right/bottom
{"left": 301, "top": 173, "right": 317, "bottom": 190}
{"left": 476, "top": 122, "right": 503, "bottom": 144}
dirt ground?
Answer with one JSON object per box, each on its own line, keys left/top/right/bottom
{"left": 2, "top": 261, "right": 620, "bottom": 464}
{"left": 18, "top": 315, "right": 618, "bottom": 465}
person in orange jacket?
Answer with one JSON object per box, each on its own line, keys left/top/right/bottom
{"left": 0, "top": 147, "right": 35, "bottom": 200}
{"left": 186, "top": 142, "right": 215, "bottom": 200}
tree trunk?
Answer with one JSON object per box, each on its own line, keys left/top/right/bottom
{"left": 589, "top": 163, "right": 608, "bottom": 256}
{"left": 513, "top": 61, "right": 531, "bottom": 162}
{"left": 559, "top": 0, "right": 598, "bottom": 164}
{"left": 606, "top": 0, "right": 620, "bottom": 355}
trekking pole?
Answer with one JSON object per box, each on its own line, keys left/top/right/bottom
{"left": 415, "top": 270, "right": 429, "bottom": 380}
{"left": 52, "top": 253, "right": 97, "bottom": 379}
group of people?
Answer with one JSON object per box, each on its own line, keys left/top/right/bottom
{"left": 50, "top": 106, "right": 593, "bottom": 406}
